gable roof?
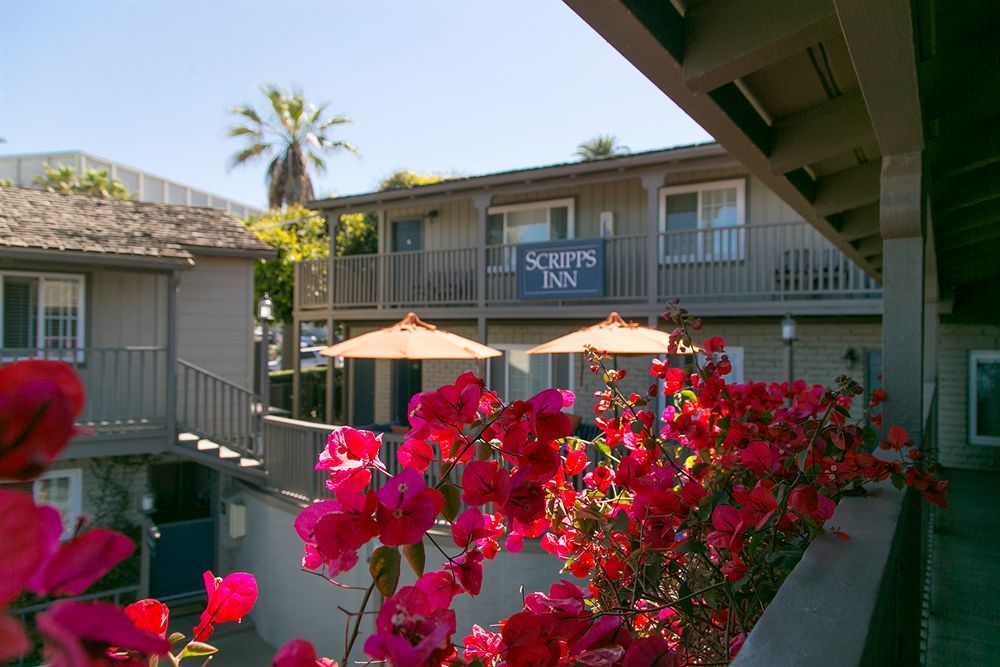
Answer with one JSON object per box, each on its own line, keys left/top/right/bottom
{"left": 0, "top": 186, "right": 272, "bottom": 268}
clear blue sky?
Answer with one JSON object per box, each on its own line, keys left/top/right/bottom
{"left": 0, "top": 1, "right": 711, "bottom": 208}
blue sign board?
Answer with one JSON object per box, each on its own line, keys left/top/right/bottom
{"left": 517, "top": 238, "right": 605, "bottom": 299}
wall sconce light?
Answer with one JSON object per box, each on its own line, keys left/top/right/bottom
{"left": 781, "top": 315, "right": 797, "bottom": 342}
{"left": 141, "top": 492, "right": 155, "bottom": 514}
{"left": 425, "top": 209, "right": 439, "bottom": 221}
{"left": 843, "top": 348, "right": 859, "bottom": 370}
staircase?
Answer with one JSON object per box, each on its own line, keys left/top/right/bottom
{"left": 174, "top": 360, "right": 266, "bottom": 480}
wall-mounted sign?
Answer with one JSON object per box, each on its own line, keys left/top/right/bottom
{"left": 517, "top": 238, "right": 605, "bottom": 299}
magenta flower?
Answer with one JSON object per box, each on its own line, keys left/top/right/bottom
{"left": 295, "top": 494, "right": 379, "bottom": 576}
{"left": 0, "top": 613, "right": 30, "bottom": 663}
{"left": 706, "top": 504, "right": 745, "bottom": 553}
{"left": 315, "top": 426, "right": 383, "bottom": 493}
{"left": 414, "top": 570, "right": 463, "bottom": 609}
{"left": 0, "top": 360, "right": 85, "bottom": 480}
{"left": 461, "top": 460, "right": 512, "bottom": 507}
{"left": 192, "top": 571, "right": 258, "bottom": 642}
{"left": 28, "top": 528, "right": 135, "bottom": 597}
{"left": 123, "top": 599, "right": 169, "bottom": 639}
{"left": 36, "top": 601, "right": 169, "bottom": 666}
{"left": 363, "top": 585, "right": 456, "bottom": 667}
{"left": 272, "top": 638, "right": 339, "bottom": 667}
{"left": 375, "top": 468, "right": 444, "bottom": 546}
{"left": 398, "top": 437, "right": 434, "bottom": 473}
{"left": 445, "top": 546, "right": 484, "bottom": 596}
{"left": 0, "top": 490, "right": 60, "bottom": 606}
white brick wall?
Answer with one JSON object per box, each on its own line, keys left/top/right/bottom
{"left": 936, "top": 322, "right": 1000, "bottom": 470}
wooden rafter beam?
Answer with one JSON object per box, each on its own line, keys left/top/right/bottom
{"left": 833, "top": 203, "right": 880, "bottom": 241}
{"left": 833, "top": 0, "right": 923, "bottom": 155}
{"left": 853, "top": 233, "right": 883, "bottom": 259}
{"left": 814, "top": 161, "right": 881, "bottom": 216}
{"left": 768, "top": 91, "right": 874, "bottom": 174}
{"left": 683, "top": 0, "right": 841, "bottom": 93}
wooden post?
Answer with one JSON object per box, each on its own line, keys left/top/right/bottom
{"left": 641, "top": 172, "right": 667, "bottom": 315}
{"left": 326, "top": 315, "right": 337, "bottom": 424}
{"left": 291, "top": 316, "right": 302, "bottom": 420}
{"left": 473, "top": 195, "right": 491, "bottom": 311}
{"left": 166, "top": 271, "right": 179, "bottom": 446}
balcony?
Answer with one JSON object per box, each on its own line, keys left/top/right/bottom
{"left": 294, "top": 221, "right": 882, "bottom": 315}
{"left": 0, "top": 347, "right": 168, "bottom": 436}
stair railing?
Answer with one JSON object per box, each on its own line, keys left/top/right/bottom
{"left": 176, "top": 360, "right": 262, "bottom": 459}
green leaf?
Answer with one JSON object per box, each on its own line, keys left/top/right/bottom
{"left": 796, "top": 449, "right": 810, "bottom": 473}
{"left": 403, "top": 541, "right": 425, "bottom": 577}
{"left": 594, "top": 438, "right": 612, "bottom": 457}
{"left": 179, "top": 642, "right": 218, "bottom": 658}
{"left": 441, "top": 484, "right": 462, "bottom": 522}
{"left": 370, "top": 546, "right": 401, "bottom": 597}
{"left": 891, "top": 472, "right": 905, "bottom": 490}
{"left": 167, "top": 632, "right": 185, "bottom": 645}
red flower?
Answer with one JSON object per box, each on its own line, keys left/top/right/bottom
{"left": 296, "top": 494, "right": 379, "bottom": 576}
{"left": 706, "top": 504, "right": 744, "bottom": 552}
{"left": 28, "top": 528, "right": 135, "bottom": 598}
{"left": 273, "top": 638, "right": 339, "bottom": 667}
{"left": 452, "top": 507, "right": 489, "bottom": 549}
{"left": 37, "top": 601, "right": 169, "bottom": 666}
{"left": 623, "top": 637, "right": 679, "bottom": 667}
{"left": 397, "top": 438, "right": 434, "bottom": 473}
{"left": 0, "top": 614, "right": 30, "bottom": 663}
{"left": 788, "top": 486, "right": 836, "bottom": 525}
{"left": 363, "top": 585, "right": 457, "bottom": 667}
{"left": 463, "top": 625, "right": 503, "bottom": 663}
{"left": 702, "top": 336, "right": 726, "bottom": 353}
{"left": 0, "top": 490, "right": 60, "bottom": 606}
{"left": 446, "top": 546, "right": 485, "bottom": 595}
{"left": 192, "top": 571, "right": 258, "bottom": 642}
{"left": 375, "top": 468, "right": 444, "bottom": 546}
{"left": 315, "top": 426, "right": 383, "bottom": 493}
{"left": 501, "top": 610, "right": 561, "bottom": 667}
{"left": 564, "top": 449, "right": 588, "bottom": 476}
{"left": 461, "top": 460, "right": 512, "bottom": 506}
{"left": 124, "top": 599, "right": 169, "bottom": 639}
{"left": 0, "top": 360, "right": 85, "bottom": 480}
{"left": 879, "top": 425, "right": 911, "bottom": 451}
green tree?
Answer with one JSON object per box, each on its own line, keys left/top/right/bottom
{"left": 574, "top": 134, "right": 630, "bottom": 161}
{"left": 245, "top": 205, "right": 328, "bottom": 323}
{"left": 378, "top": 169, "right": 451, "bottom": 191}
{"left": 0, "top": 179, "right": 14, "bottom": 187}
{"left": 228, "top": 84, "right": 358, "bottom": 209}
{"left": 33, "top": 163, "right": 132, "bottom": 199}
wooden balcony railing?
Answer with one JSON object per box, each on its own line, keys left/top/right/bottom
{"left": 0, "top": 347, "right": 167, "bottom": 433}
{"left": 294, "top": 221, "right": 882, "bottom": 312}
{"left": 176, "top": 360, "right": 261, "bottom": 459}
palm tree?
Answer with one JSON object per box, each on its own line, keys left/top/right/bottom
{"left": 574, "top": 135, "right": 630, "bottom": 161}
{"left": 228, "top": 84, "right": 357, "bottom": 208}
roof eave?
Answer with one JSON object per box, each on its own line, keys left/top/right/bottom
{"left": 0, "top": 247, "right": 195, "bottom": 271}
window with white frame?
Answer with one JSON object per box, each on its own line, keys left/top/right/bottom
{"left": 659, "top": 179, "right": 746, "bottom": 262}
{"left": 486, "top": 199, "right": 575, "bottom": 271}
{"left": 721, "top": 346, "right": 745, "bottom": 384}
{"left": 34, "top": 468, "right": 83, "bottom": 539}
{"left": 970, "top": 351, "right": 1000, "bottom": 446}
{"left": 0, "top": 272, "right": 85, "bottom": 353}
{"left": 487, "top": 344, "right": 572, "bottom": 402}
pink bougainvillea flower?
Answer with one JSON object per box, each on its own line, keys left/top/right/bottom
{"left": 0, "top": 490, "right": 61, "bottom": 605}
{"left": 462, "top": 624, "right": 503, "bottom": 663}
{"left": 500, "top": 610, "right": 561, "bottom": 667}
{"left": 788, "top": 485, "right": 836, "bottom": 525}
{"left": 272, "top": 638, "right": 339, "bottom": 667}
{"left": 0, "top": 614, "right": 30, "bottom": 663}
{"left": 527, "top": 388, "right": 574, "bottom": 444}
{"left": 375, "top": 468, "right": 444, "bottom": 546}
{"left": 363, "top": 585, "right": 456, "bottom": 667}
{"left": 739, "top": 440, "right": 773, "bottom": 475}
{"left": 192, "top": 571, "right": 258, "bottom": 642}
{"left": 519, "top": 441, "right": 561, "bottom": 482}
{"left": 36, "top": 601, "right": 169, "bottom": 667}
{"left": 461, "top": 460, "right": 511, "bottom": 507}
{"left": 0, "top": 359, "right": 85, "bottom": 480}
{"left": 564, "top": 449, "right": 588, "bottom": 476}
{"left": 28, "top": 528, "right": 135, "bottom": 597}
{"left": 315, "top": 426, "right": 383, "bottom": 493}
{"left": 295, "top": 493, "right": 379, "bottom": 575}
{"left": 879, "top": 425, "right": 912, "bottom": 451}
{"left": 502, "top": 473, "right": 546, "bottom": 524}
{"left": 415, "top": 570, "right": 463, "bottom": 610}
{"left": 706, "top": 504, "right": 745, "bottom": 553}
{"left": 451, "top": 507, "right": 489, "bottom": 549}
{"left": 407, "top": 371, "right": 484, "bottom": 443}
{"left": 397, "top": 437, "right": 434, "bottom": 473}
{"left": 445, "top": 546, "right": 484, "bottom": 596}
{"left": 623, "top": 637, "right": 679, "bottom": 667}
{"left": 123, "top": 599, "right": 169, "bottom": 639}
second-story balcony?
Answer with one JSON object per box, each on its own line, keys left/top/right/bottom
{"left": 295, "top": 221, "right": 882, "bottom": 315}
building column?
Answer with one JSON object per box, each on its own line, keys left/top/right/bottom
{"left": 879, "top": 152, "right": 924, "bottom": 445}
{"left": 640, "top": 172, "right": 667, "bottom": 315}
{"left": 473, "top": 195, "right": 491, "bottom": 311}
{"left": 326, "top": 315, "right": 337, "bottom": 425}
{"left": 166, "top": 270, "right": 180, "bottom": 446}
{"left": 291, "top": 315, "right": 302, "bottom": 420}
{"left": 377, "top": 210, "right": 387, "bottom": 310}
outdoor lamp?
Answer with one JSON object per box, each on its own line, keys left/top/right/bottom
{"left": 843, "top": 347, "right": 859, "bottom": 370}
{"left": 141, "top": 492, "right": 155, "bottom": 514}
{"left": 781, "top": 315, "right": 796, "bottom": 342}
{"left": 257, "top": 293, "right": 274, "bottom": 322}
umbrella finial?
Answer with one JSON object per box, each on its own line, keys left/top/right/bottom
{"left": 399, "top": 312, "right": 436, "bottom": 331}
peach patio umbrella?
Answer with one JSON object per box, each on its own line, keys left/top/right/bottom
{"left": 526, "top": 312, "right": 698, "bottom": 356}
{"left": 319, "top": 312, "right": 501, "bottom": 360}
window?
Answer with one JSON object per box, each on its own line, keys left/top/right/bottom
{"left": 486, "top": 199, "right": 575, "bottom": 271}
{"left": 659, "top": 179, "right": 746, "bottom": 262}
{"left": 487, "top": 344, "right": 572, "bottom": 402}
{"left": 34, "top": 469, "right": 83, "bottom": 539}
{"left": 970, "top": 351, "right": 1000, "bottom": 446}
{"left": 722, "top": 346, "right": 744, "bottom": 384}
{"left": 0, "top": 271, "right": 85, "bottom": 354}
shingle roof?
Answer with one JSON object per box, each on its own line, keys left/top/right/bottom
{"left": 0, "top": 186, "right": 272, "bottom": 264}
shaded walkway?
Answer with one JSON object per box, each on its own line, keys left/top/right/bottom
{"left": 925, "top": 468, "right": 1000, "bottom": 665}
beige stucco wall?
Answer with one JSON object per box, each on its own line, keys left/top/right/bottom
{"left": 936, "top": 322, "right": 1000, "bottom": 470}
{"left": 177, "top": 254, "right": 256, "bottom": 388}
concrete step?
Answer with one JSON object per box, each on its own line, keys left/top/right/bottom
{"left": 178, "top": 432, "right": 200, "bottom": 443}
{"left": 217, "top": 445, "right": 240, "bottom": 459}
{"left": 239, "top": 457, "right": 263, "bottom": 468}
{"left": 197, "top": 438, "right": 220, "bottom": 452}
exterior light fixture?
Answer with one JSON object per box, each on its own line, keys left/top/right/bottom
{"left": 257, "top": 293, "right": 274, "bottom": 322}
{"left": 781, "top": 314, "right": 797, "bottom": 342}
{"left": 141, "top": 492, "right": 155, "bottom": 514}
{"left": 843, "top": 347, "right": 859, "bottom": 370}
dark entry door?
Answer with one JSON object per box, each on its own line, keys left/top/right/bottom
{"left": 353, "top": 358, "right": 376, "bottom": 425}
{"left": 149, "top": 462, "right": 214, "bottom": 600}
{"left": 392, "top": 218, "right": 423, "bottom": 252}
{"left": 393, "top": 360, "right": 422, "bottom": 424}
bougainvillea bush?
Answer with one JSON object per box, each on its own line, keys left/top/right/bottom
{"left": 286, "top": 306, "right": 947, "bottom": 666}
{"left": 0, "top": 359, "right": 257, "bottom": 665}
{"left": 0, "top": 305, "right": 946, "bottom": 667}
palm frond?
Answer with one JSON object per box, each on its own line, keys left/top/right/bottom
{"left": 229, "top": 143, "right": 271, "bottom": 169}
{"left": 227, "top": 125, "right": 263, "bottom": 138}
{"left": 229, "top": 105, "right": 263, "bottom": 125}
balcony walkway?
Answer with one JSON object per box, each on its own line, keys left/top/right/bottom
{"left": 925, "top": 468, "right": 1000, "bottom": 665}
